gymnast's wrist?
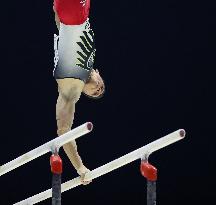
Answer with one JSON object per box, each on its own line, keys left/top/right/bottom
{"left": 77, "top": 165, "right": 88, "bottom": 175}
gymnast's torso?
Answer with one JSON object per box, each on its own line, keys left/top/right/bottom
{"left": 53, "top": 0, "right": 96, "bottom": 83}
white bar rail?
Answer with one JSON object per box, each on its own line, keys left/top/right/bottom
{"left": 0, "top": 122, "right": 93, "bottom": 177}
{"left": 14, "top": 129, "right": 185, "bottom": 205}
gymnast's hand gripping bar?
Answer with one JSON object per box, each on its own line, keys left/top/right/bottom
{"left": 0, "top": 122, "right": 93, "bottom": 177}
{"left": 14, "top": 129, "right": 186, "bottom": 205}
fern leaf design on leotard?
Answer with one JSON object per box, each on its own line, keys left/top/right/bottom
{"left": 76, "top": 29, "right": 96, "bottom": 71}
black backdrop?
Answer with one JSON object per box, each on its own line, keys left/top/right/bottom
{"left": 0, "top": 0, "right": 215, "bottom": 204}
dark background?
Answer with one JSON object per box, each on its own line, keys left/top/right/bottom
{"left": 0, "top": 0, "right": 215, "bottom": 204}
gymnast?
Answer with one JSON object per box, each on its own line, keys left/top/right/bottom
{"left": 53, "top": 0, "right": 105, "bottom": 185}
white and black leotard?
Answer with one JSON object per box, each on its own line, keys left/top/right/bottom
{"left": 53, "top": 19, "right": 96, "bottom": 83}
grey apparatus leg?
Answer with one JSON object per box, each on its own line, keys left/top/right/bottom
{"left": 52, "top": 173, "right": 62, "bottom": 205}
{"left": 147, "top": 180, "right": 156, "bottom": 205}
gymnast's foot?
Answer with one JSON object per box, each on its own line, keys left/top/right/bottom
{"left": 77, "top": 165, "right": 92, "bottom": 185}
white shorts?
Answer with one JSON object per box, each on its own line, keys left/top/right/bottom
{"left": 53, "top": 19, "right": 96, "bottom": 83}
